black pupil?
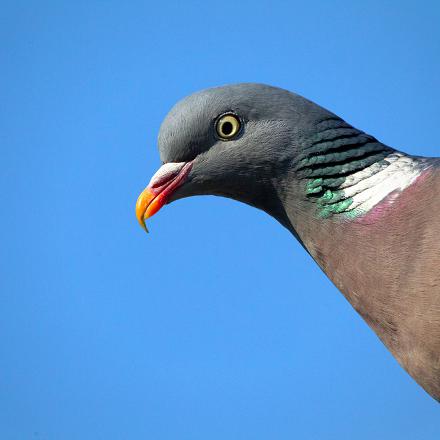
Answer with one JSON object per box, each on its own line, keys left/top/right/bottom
{"left": 221, "top": 121, "right": 234, "bottom": 136}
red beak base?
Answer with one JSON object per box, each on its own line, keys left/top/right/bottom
{"left": 135, "top": 161, "right": 193, "bottom": 232}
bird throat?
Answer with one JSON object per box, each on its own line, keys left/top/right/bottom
{"left": 295, "top": 118, "right": 427, "bottom": 220}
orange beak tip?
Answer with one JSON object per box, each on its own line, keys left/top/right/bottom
{"left": 136, "top": 189, "right": 153, "bottom": 234}
{"left": 140, "top": 220, "right": 149, "bottom": 234}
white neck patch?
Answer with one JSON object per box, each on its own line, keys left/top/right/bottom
{"left": 342, "top": 152, "right": 425, "bottom": 215}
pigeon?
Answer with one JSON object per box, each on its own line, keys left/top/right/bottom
{"left": 136, "top": 83, "right": 440, "bottom": 402}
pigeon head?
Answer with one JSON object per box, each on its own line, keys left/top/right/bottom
{"left": 136, "top": 83, "right": 341, "bottom": 232}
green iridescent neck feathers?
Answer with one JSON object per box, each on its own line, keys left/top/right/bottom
{"left": 296, "top": 118, "right": 426, "bottom": 219}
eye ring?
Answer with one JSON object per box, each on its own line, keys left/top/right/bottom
{"left": 215, "top": 113, "right": 241, "bottom": 140}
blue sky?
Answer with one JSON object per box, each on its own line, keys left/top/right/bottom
{"left": 2, "top": 1, "right": 439, "bottom": 438}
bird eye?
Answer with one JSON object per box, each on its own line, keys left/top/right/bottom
{"left": 215, "top": 114, "right": 241, "bottom": 140}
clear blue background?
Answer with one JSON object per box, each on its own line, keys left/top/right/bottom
{"left": 2, "top": 1, "right": 439, "bottom": 438}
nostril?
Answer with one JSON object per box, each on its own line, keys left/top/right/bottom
{"left": 149, "top": 162, "right": 189, "bottom": 189}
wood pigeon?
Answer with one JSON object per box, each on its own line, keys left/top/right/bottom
{"left": 136, "top": 83, "right": 440, "bottom": 402}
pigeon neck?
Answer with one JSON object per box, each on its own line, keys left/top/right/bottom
{"left": 293, "top": 118, "right": 428, "bottom": 220}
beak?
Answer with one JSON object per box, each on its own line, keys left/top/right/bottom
{"left": 136, "top": 161, "right": 193, "bottom": 232}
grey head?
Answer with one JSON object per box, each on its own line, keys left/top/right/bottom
{"left": 156, "top": 83, "right": 344, "bottom": 228}
{"left": 137, "top": 82, "right": 398, "bottom": 235}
